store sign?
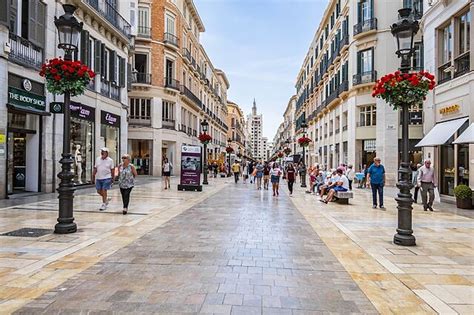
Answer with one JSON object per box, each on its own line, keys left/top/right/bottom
{"left": 50, "top": 102, "right": 64, "bottom": 114}
{"left": 101, "top": 111, "right": 121, "bottom": 128}
{"left": 8, "top": 87, "right": 46, "bottom": 111}
{"left": 70, "top": 102, "right": 95, "bottom": 122}
{"left": 364, "top": 139, "right": 377, "bottom": 152}
{"left": 180, "top": 145, "right": 202, "bottom": 186}
{"left": 439, "top": 104, "right": 460, "bottom": 115}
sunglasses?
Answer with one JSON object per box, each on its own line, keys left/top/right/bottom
{"left": 122, "top": 157, "right": 128, "bottom": 160}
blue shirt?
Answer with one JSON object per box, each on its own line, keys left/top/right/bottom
{"left": 368, "top": 163, "right": 385, "bottom": 185}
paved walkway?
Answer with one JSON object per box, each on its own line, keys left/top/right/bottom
{"left": 14, "top": 183, "right": 376, "bottom": 314}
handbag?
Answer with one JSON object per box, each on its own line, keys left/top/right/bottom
{"left": 434, "top": 187, "right": 441, "bottom": 203}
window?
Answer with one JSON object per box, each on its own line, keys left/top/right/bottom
{"left": 359, "top": 0, "right": 373, "bottom": 22}
{"left": 138, "top": 7, "right": 150, "bottom": 35}
{"left": 162, "top": 101, "right": 175, "bottom": 121}
{"left": 165, "top": 13, "right": 175, "bottom": 35}
{"left": 413, "top": 42, "right": 423, "bottom": 70}
{"left": 130, "top": 98, "right": 151, "bottom": 120}
{"left": 458, "top": 11, "right": 471, "bottom": 55}
{"left": 357, "top": 48, "right": 373, "bottom": 73}
{"left": 440, "top": 23, "right": 453, "bottom": 65}
{"left": 359, "top": 105, "right": 376, "bottom": 127}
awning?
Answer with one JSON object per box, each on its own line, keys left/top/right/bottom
{"left": 416, "top": 117, "right": 468, "bottom": 147}
{"left": 7, "top": 104, "right": 51, "bottom": 116}
{"left": 453, "top": 123, "right": 474, "bottom": 144}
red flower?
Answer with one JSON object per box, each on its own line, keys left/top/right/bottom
{"left": 54, "top": 75, "right": 61, "bottom": 81}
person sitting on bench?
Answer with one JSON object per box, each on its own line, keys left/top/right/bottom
{"left": 319, "top": 169, "right": 338, "bottom": 198}
{"left": 320, "top": 168, "right": 349, "bottom": 204}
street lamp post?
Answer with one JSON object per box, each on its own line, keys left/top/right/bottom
{"left": 54, "top": 4, "right": 83, "bottom": 234}
{"left": 391, "top": 7, "right": 419, "bottom": 246}
{"left": 300, "top": 120, "right": 308, "bottom": 188}
{"left": 227, "top": 138, "right": 232, "bottom": 177}
{"left": 201, "top": 120, "right": 209, "bottom": 185}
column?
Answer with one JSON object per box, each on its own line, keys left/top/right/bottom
{"left": 0, "top": 26, "right": 7, "bottom": 198}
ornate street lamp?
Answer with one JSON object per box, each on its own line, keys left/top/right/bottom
{"left": 201, "top": 120, "right": 209, "bottom": 185}
{"left": 391, "top": 7, "right": 419, "bottom": 246}
{"left": 54, "top": 4, "right": 83, "bottom": 234}
{"left": 300, "top": 120, "right": 308, "bottom": 188}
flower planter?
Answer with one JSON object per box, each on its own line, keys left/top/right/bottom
{"left": 456, "top": 198, "right": 473, "bottom": 209}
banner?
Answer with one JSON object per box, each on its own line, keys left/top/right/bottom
{"left": 180, "top": 145, "right": 201, "bottom": 186}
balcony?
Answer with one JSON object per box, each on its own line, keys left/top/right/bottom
{"left": 164, "top": 77, "right": 180, "bottom": 90}
{"left": 337, "top": 80, "right": 349, "bottom": 95}
{"left": 179, "top": 124, "right": 187, "bottom": 133}
{"left": 353, "top": 71, "right": 377, "bottom": 86}
{"left": 162, "top": 119, "right": 175, "bottom": 130}
{"left": 340, "top": 35, "right": 349, "bottom": 49}
{"left": 183, "top": 48, "right": 192, "bottom": 63}
{"left": 180, "top": 85, "right": 202, "bottom": 108}
{"left": 326, "top": 89, "right": 339, "bottom": 105}
{"left": 164, "top": 32, "right": 179, "bottom": 48}
{"left": 132, "top": 72, "right": 152, "bottom": 84}
{"left": 353, "top": 18, "right": 377, "bottom": 37}
{"left": 438, "top": 62, "right": 452, "bottom": 85}
{"left": 454, "top": 52, "right": 470, "bottom": 78}
{"left": 137, "top": 26, "right": 151, "bottom": 38}
{"left": 100, "top": 80, "right": 121, "bottom": 102}
{"left": 8, "top": 33, "right": 43, "bottom": 70}
{"left": 84, "top": 0, "right": 131, "bottom": 38}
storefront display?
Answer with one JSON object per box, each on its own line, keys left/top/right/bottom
{"left": 70, "top": 102, "right": 95, "bottom": 185}
{"left": 101, "top": 111, "right": 120, "bottom": 164}
{"left": 129, "top": 139, "right": 151, "bottom": 175}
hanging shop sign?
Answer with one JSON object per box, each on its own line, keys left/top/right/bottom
{"left": 178, "top": 145, "right": 202, "bottom": 191}
{"left": 70, "top": 102, "right": 95, "bottom": 122}
{"left": 8, "top": 87, "right": 46, "bottom": 112}
{"left": 439, "top": 104, "right": 460, "bottom": 115}
{"left": 101, "top": 111, "right": 121, "bottom": 128}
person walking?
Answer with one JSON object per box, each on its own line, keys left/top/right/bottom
{"left": 242, "top": 162, "right": 249, "bottom": 184}
{"left": 263, "top": 162, "right": 271, "bottom": 190}
{"left": 298, "top": 162, "right": 305, "bottom": 184}
{"left": 286, "top": 163, "right": 296, "bottom": 196}
{"left": 248, "top": 161, "right": 254, "bottom": 184}
{"left": 255, "top": 161, "right": 264, "bottom": 189}
{"left": 417, "top": 159, "right": 437, "bottom": 211}
{"left": 92, "top": 147, "right": 115, "bottom": 211}
{"left": 212, "top": 161, "right": 218, "bottom": 178}
{"left": 270, "top": 163, "right": 282, "bottom": 196}
{"left": 412, "top": 163, "right": 422, "bottom": 203}
{"left": 162, "top": 157, "right": 172, "bottom": 189}
{"left": 346, "top": 165, "right": 355, "bottom": 190}
{"left": 117, "top": 154, "right": 138, "bottom": 215}
{"left": 367, "top": 157, "right": 385, "bottom": 210}
{"left": 359, "top": 164, "right": 367, "bottom": 188}
{"left": 232, "top": 161, "right": 241, "bottom": 184}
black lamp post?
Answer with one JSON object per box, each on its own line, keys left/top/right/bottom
{"left": 201, "top": 120, "right": 209, "bottom": 185}
{"left": 54, "top": 4, "right": 83, "bottom": 234}
{"left": 285, "top": 138, "right": 290, "bottom": 156}
{"left": 300, "top": 120, "right": 308, "bottom": 188}
{"left": 391, "top": 7, "right": 419, "bottom": 246}
{"left": 227, "top": 138, "right": 232, "bottom": 177}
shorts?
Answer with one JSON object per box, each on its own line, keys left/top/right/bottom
{"left": 256, "top": 172, "right": 263, "bottom": 178}
{"left": 96, "top": 178, "right": 112, "bottom": 190}
{"left": 163, "top": 171, "right": 171, "bottom": 177}
{"left": 264, "top": 175, "right": 270, "bottom": 180}
{"left": 332, "top": 186, "right": 348, "bottom": 192}
{"left": 271, "top": 175, "right": 280, "bottom": 184}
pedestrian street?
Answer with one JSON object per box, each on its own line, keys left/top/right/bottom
{"left": 0, "top": 177, "right": 472, "bottom": 314}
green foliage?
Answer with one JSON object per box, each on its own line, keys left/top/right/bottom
{"left": 454, "top": 185, "right": 472, "bottom": 200}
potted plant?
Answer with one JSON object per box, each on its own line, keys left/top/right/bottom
{"left": 198, "top": 133, "right": 212, "bottom": 145}
{"left": 453, "top": 185, "right": 473, "bottom": 209}
{"left": 297, "top": 136, "right": 312, "bottom": 147}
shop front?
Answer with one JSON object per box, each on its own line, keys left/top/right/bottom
{"left": 6, "top": 75, "right": 49, "bottom": 195}
{"left": 416, "top": 116, "right": 470, "bottom": 196}
{"left": 100, "top": 110, "right": 120, "bottom": 165}
{"left": 361, "top": 139, "right": 376, "bottom": 168}
{"left": 129, "top": 139, "right": 151, "bottom": 175}
{"left": 70, "top": 102, "right": 95, "bottom": 185}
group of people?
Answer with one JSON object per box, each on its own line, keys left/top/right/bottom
{"left": 231, "top": 160, "right": 287, "bottom": 196}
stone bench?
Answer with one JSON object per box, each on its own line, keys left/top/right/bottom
{"left": 334, "top": 191, "right": 354, "bottom": 204}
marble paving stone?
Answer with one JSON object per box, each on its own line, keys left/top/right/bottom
{"left": 13, "top": 184, "right": 376, "bottom": 314}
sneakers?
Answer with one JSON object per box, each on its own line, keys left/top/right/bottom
{"left": 105, "top": 197, "right": 111, "bottom": 206}
{"left": 380, "top": 206, "right": 386, "bottom": 210}
{"left": 372, "top": 205, "right": 377, "bottom": 209}
{"left": 428, "top": 206, "right": 434, "bottom": 211}
{"left": 99, "top": 203, "right": 106, "bottom": 211}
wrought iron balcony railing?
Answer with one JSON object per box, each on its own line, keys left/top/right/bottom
{"left": 8, "top": 33, "right": 43, "bottom": 70}
{"left": 353, "top": 18, "right": 378, "bottom": 36}
{"left": 137, "top": 26, "right": 151, "bottom": 38}
{"left": 353, "top": 70, "right": 377, "bottom": 86}
{"left": 85, "top": 0, "right": 131, "bottom": 38}
{"left": 132, "top": 72, "right": 152, "bottom": 84}
{"left": 164, "top": 77, "right": 180, "bottom": 90}
{"left": 180, "top": 85, "right": 202, "bottom": 108}
{"left": 164, "top": 32, "right": 179, "bottom": 47}
{"left": 438, "top": 62, "right": 452, "bottom": 85}
{"left": 454, "top": 52, "right": 470, "bottom": 78}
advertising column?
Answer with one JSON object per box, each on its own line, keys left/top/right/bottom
{"left": 178, "top": 144, "right": 202, "bottom": 191}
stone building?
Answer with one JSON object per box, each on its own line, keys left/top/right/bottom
{"left": 294, "top": 0, "right": 424, "bottom": 183}
{"left": 0, "top": 0, "right": 132, "bottom": 198}
{"left": 226, "top": 101, "right": 246, "bottom": 156}
{"left": 247, "top": 99, "right": 265, "bottom": 161}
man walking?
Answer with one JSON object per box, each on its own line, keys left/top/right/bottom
{"left": 345, "top": 164, "right": 355, "bottom": 190}
{"left": 417, "top": 159, "right": 437, "bottom": 211}
{"left": 92, "top": 147, "right": 115, "bottom": 211}
{"left": 232, "top": 161, "right": 241, "bottom": 184}
{"left": 367, "top": 157, "right": 385, "bottom": 210}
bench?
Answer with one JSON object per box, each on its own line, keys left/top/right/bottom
{"left": 334, "top": 191, "right": 354, "bottom": 204}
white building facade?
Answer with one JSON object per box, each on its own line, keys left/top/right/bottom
{"left": 247, "top": 99, "right": 265, "bottom": 161}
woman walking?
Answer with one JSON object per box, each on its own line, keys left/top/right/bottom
{"left": 270, "top": 163, "right": 282, "bottom": 196}
{"left": 117, "top": 154, "right": 138, "bottom": 215}
{"left": 162, "top": 158, "right": 172, "bottom": 189}
{"left": 242, "top": 162, "right": 249, "bottom": 184}
{"left": 286, "top": 163, "right": 296, "bottom": 196}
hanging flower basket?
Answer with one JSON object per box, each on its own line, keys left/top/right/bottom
{"left": 298, "top": 136, "right": 312, "bottom": 147}
{"left": 277, "top": 152, "right": 284, "bottom": 158}
{"left": 39, "top": 58, "right": 95, "bottom": 96}
{"left": 198, "top": 133, "right": 212, "bottom": 145}
{"left": 284, "top": 147, "right": 292, "bottom": 155}
{"left": 372, "top": 70, "right": 435, "bottom": 109}
{"left": 226, "top": 146, "right": 234, "bottom": 154}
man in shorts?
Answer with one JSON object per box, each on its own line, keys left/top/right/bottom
{"left": 92, "top": 147, "right": 115, "bottom": 210}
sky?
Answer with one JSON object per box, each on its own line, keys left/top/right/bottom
{"left": 195, "top": 0, "right": 328, "bottom": 141}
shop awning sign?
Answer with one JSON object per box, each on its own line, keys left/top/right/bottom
{"left": 101, "top": 111, "right": 121, "bottom": 128}
{"left": 8, "top": 87, "right": 46, "bottom": 112}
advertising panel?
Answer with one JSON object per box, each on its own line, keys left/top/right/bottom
{"left": 179, "top": 145, "right": 201, "bottom": 186}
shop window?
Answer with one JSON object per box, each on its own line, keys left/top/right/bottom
{"left": 101, "top": 124, "right": 119, "bottom": 165}
{"left": 71, "top": 118, "right": 94, "bottom": 185}
{"left": 440, "top": 143, "right": 455, "bottom": 196}
{"left": 458, "top": 144, "right": 470, "bottom": 185}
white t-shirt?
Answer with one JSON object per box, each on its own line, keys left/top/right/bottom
{"left": 339, "top": 174, "right": 350, "bottom": 190}
{"left": 95, "top": 157, "right": 115, "bottom": 180}
{"left": 270, "top": 168, "right": 281, "bottom": 177}
{"left": 163, "top": 162, "right": 172, "bottom": 172}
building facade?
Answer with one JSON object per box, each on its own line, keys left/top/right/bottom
{"left": 247, "top": 99, "right": 265, "bottom": 160}
{"left": 417, "top": 0, "right": 474, "bottom": 197}
{"left": 128, "top": 0, "right": 229, "bottom": 176}
{"left": 272, "top": 95, "right": 296, "bottom": 158}
{"left": 0, "top": 0, "right": 132, "bottom": 199}
{"left": 294, "top": 0, "right": 424, "bottom": 183}
{"left": 226, "top": 101, "right": 246, "bottom": 156}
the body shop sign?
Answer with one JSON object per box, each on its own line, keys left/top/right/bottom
{"left": 8, "top": 87, "right": 46, "bottom": 111}
{"left": 101, "top": 111, "right": 120, "bottom": 128}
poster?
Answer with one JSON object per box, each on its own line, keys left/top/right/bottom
{"left": 180, "top": 145, "right": 201, "bottom": 186}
